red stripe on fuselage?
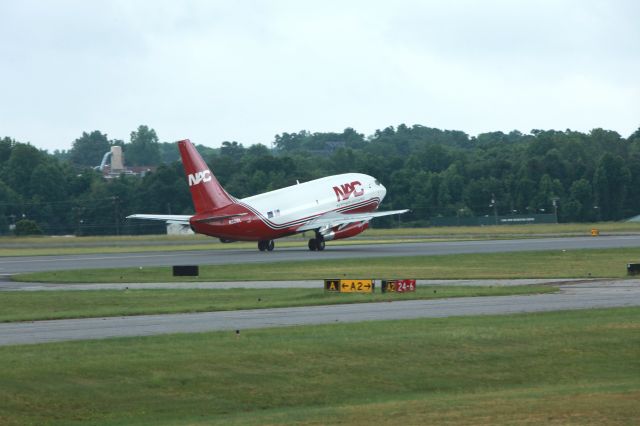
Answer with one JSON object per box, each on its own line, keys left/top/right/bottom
{"left": 190, "top": 198, "right": 380, "bottom": 241}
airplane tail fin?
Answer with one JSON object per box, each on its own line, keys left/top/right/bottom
{"left": 178, "top": 139, "right": 234, "bottom": 213}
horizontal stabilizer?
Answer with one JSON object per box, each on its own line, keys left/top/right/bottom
{"left": 126, "top": 214, "right": 192, "bottom": 225}
{"left": 194, "top": 213, "right": 247, "bottom": 223}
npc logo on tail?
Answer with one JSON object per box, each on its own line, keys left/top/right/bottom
{"left": 188, "top": 170, "right": 212, "bottom": 186}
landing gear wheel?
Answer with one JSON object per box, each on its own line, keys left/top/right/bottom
{"left": 308, "top": 238, "right": 325, "bottom": 251}
{"left": 258, "top": 240, "right": 274, "bottom": 251}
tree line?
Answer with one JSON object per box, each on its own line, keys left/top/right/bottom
{"left": 1, "top": 124, "right": 639, "bottom": 235}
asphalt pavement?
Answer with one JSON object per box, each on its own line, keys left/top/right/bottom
{"left": 2, "top": 235, "right": 640, "bottom": 274}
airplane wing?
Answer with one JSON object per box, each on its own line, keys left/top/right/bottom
{"left": 126, "top": 214, "right": 192, "bottom": 225}
{"left": 296, "top": 209, "right": 409, "bottom": 232}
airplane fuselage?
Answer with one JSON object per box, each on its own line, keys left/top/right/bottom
{"left": 190, "top": 173, "right": 386, "bottom": 241}
{"left": 127, "top": 139, "right": 406, "bottom": 251}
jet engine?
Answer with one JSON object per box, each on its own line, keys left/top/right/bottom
{"left": 321, "top": 221, "right": 369, "bottom": 241}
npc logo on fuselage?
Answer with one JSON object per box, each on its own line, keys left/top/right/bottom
{"left": 333, "top": 181, "right": 364, "bottom": 202}
{"left": 188, "top": 170, "right": 212, "bottom": 186}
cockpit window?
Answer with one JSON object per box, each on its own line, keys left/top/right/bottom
{"left": 374, "top": 179, "right": 381, "bottom": 186}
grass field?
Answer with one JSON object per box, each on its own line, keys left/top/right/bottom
{"left": 2, "top": 222, "right": 639, "bottom": 256}
{"left": 15, "top": 247, "right": 640, "bottom": 283}
{"left": 0, "top": 307, "right": 637, "bottom": 425}
{"left": 0, "top": 285, "right": 555, "bottom": 322}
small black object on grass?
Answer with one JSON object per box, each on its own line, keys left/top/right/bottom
{"left": 627, "top": 263, "right": 640, "bottom": 276}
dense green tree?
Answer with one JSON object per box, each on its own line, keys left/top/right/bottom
{"left": 0, "top": 179, "right": 20, "bottom": 234}
{"left": 0, "top": 137, "right": 14, "bottom": 163}
{"left": 158, "top": 142, "right": 179, "bottom": 164}
{"left": 29, "top": 163, "right": 67, "bottom": 202}
{"left": 14, "top": 219, "right": 42, "bottom": 236}
{"left": 594, "top": 153, "right": 631, "bottom": 221}
{"left": 69, "top": 131, "right": 111, "bottom": 167}
{"left": 463, "top": 178, "right": 499, "bottom": 216}
{"left": 329, "top": 148, "right": 357, "bottom": 174}
{"left": 135, "top": 164, "right": 191, "bottom": 215}
{"left": 125, "top": 125, "right": 161, "bottom": 166}
{"left": 2, "top": 143, "right": 44, "bottom": 197}
{"left": 565, "top": 178, "right": 594, "bottom": 222}
{"left": 3, "top": 124, "right": 640, "bottom": 235}
{"left": 273, "top": 128, "right": 366, "bottom": 154}
{"left": 273, "top": 131, "right": 308, "bottom": 151}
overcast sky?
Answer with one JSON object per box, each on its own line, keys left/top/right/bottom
{"left": 1, "top": 0, "right": 638, "bottom": 152}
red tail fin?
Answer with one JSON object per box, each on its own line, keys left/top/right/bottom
{"left": 178, "top": 139, "right": 234, "bottom": 213}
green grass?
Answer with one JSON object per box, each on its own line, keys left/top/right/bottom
{"left": 0, "top": 285, "right": 554, "bottom": 322}
{"left": 15, "top": 247, "right": 640, "bottom": 283}
{"left": 0, "top": 307, "right": 638, "bottom": 425}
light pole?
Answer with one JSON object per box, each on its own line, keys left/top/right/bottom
{"left": 8, "top": 214, "right": 16, "bottom": 232}
{"left": 552, "top": 197, "right": 559, "bottom": 223}
{"left": 490, "top": 194, "right": 498, "bottom": 225}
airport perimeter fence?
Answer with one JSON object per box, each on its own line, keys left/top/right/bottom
{"left": 430, "top": 213, "right": 557, "bottom": 227}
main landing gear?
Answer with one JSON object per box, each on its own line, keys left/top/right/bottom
{"left": 258, "top": 240, "right": 275, "bottom": 252}
{"left": 308, "top": 235, "right": 325, "bottom": 251}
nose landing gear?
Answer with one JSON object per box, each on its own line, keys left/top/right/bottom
{"left": 258, "top": 240, "right": 275, "bottom": 251}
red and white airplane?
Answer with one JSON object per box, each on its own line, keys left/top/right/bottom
{"left": 128, "top": 139, "right": 407, "bottom": 251}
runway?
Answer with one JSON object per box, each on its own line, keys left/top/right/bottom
{"left": 0, "top": 280, "right": 638, "bottom": 346}
{"left": 2, "top": 235, "right": 640, "bottom": 274}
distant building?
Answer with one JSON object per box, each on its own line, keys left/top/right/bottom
{"left": 111, "top": 145, "right": 124, "bottom": 171}
{"left": 96, "top": 146, "right": 156, "bottom": 179}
